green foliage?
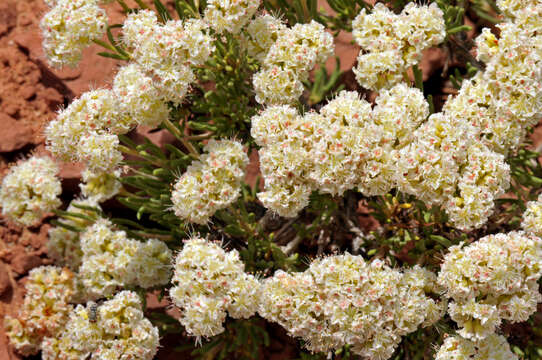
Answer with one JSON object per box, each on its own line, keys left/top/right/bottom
{"left": 449, "top": 62, "right": 478, "bottom": 89}
{"left": 186, "top": 319, "right": 270, "bottom": 360}
{"left": 190, "top": 35, "right": 260, "bottom": 145}
{"left": 303, "top": 57, "right": 344, "bottom": 107}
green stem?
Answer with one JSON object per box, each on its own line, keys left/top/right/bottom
{"left": 50, "top": 219, "right": 83, "bottom": 233}
{"left": 119, "top": 145, "right": 164, "bottom": 167}
{"left": 92, "top": 39, "right": 117, "bottom": 53}
{"left": 162, "top": 118, "right": 200, "bottom": 159}
{"left": 186, "top": 131, "right": 213, "bottom": 140}
{"left": 132, "top": 231, "right": 173, "bottom": 241}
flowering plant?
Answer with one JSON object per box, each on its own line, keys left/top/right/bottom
{"left": 2, "top": 0, "right": 542, "bottom": 359}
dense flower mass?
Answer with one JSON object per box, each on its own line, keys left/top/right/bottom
{"left": 112, "top": 63, "right": 169, "bottom": 130}
{"left": 435, "top": 334, "right": 518, "bottom": 360}
{"left": 122, "top": 11, "right": 214, "bottom": 105}
{"left": 79, "top": 218, "right": 172, "bottom": 298}
{"left": 45, "top": 62, "right": 174, "bottom": 174}
{"left": 44, "top": 89, "right": 123, "bottom": 173}
{"left": 259, "top": 254, "right": 445, "bottom": 359}
{"left": 4, "top": 266, "right": 78, "bottom": 356}
{"left": 15, "top": 0, "right": 542, "bottom": 358}
{"left": 169, "top": 238, "right": 260, "bottom": 338}
{"left": 243, "top": 14, "right": 287, "bottom": 63}
{"left": 41, "top": 0, "right": 107, "bottom": 67}
{"left": 42, "top": 291, "right": 160, "bottom": 360}
{"left": 438, "top": 231, "right": 542, "bottom": 340}
{"left": 0, "top": 156, "right": 62, "bottom": 227}
{"left": 204, "top": 0, "right": 260, "bottom": 34}
{"left": 79, "top": 167, "right": 122, "bottom": 203}
{"left": 443, "top": 2, "right": 542, "bottom": 156}
{"left": 253, "top": 85, "right": 450, "bottom": 220}
{"left": 352, "top": 2, "right": 446, "bottom": 90}
{"left": 171, "top": 139, "right": 249, "bottom": 224}
{"left": 253, "top": 20, "right": 334, "bottom": 105}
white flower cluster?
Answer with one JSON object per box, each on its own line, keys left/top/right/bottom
{"left": 352, "top": 3, "right": 446, "bottom": 91}
{"left": 522, "top": 194, "right": 542, "bottom": 237}
{"left": 435, "top": 334, "right": 518, "bottom": 360}
{"left": 254, "top": 77, "right": 512, "bottom": 229}
{"left": 169, "top": 238, "right": 260, "bottom": 338}
{"left": 4, "top": 266, "right": 78, "bottom": 356}
{"left": 79, "top": 218, "right": 172, "bottom": 299}
{"left": 40, "top": 0, "right": 107, "bottom": 68}
{"left": 438, "top": 231, "right": 542, "bottom": 340}
{"left": 79, "top": 167, "right": 122, "bottom": 203}
{"left": 171, "top": 139, "right": 249, "bottom": 224}
{"left": 47, "top": 198, "right": 102, "bottom": 271}
{"left": 42, "top": 291, "right": 159, "bottom": 360}
{"left": 399, "top": 114, "right": 510, "bottom": 230}
{"left": 444, "top": 2, "right": 542, "bottom": 156}
{"left": 122, "top": 10, "right": 214, "bottom": 105}
{"left": 252, "top": 85, "right": 425, "bottom": 218}
{"left": 243, "top": 14, "right": 287, "bottom": 63}
{"left": 0, "top": 156, "right": 62, "bottom": 227}
{"left": 45, "top": 89, "right": 122, "bottom": 173}
{"left": 204, "top": 0, "right": 260, "bottom": 34}
{"left": 259, "top": 254, "right": 446, "bottom": 359}
{"left": 253, "top": 20, "right": 334, "bottom": 105}
{"left": 45, "top": 63, "right": 172, "bottom": 174}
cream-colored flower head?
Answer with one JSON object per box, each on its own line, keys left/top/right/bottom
{"left": 244, "top": 14, "right": 286, "bottom": 63}
{"left": 253, "top": 20, "right": 334, "bottom": 105}
{"left": 204, "top": 0, "right": 261, "bottom": 34}
{"left": 352, "top": 3, "right": 445, "bottom": 90}
{"left": 171, "top": 139, "right": 249, "bottom": 224}
{"left": 4, "top": 266, "right": 77, "bottom": 356}
{"left": 79, "top": 167, "right": 121, "bottom": 203}
{"left": 259, "top": 255, "right": 445, "bottom": 359}
{"left": 444, "top": 5, "right": 542, "bottom": 157}
{"left": 438, "top": 231, "right": 542, "bottom": 340}
{"left": 254, "top": 86, "right": 430, "bottom": 217}
{"left": 112, "top": 63, "right": 169, "bottom": 130}
{"left": 124, "top": 15, "right": 214, "bottom": 105}
{"left": 77, "top": 131, "right": 123, "bottom": 173}
{"left": 435, "top": 334, "right": 518, "bottom": 360}
{"left": 79, "top": 218, "right": 172, "bottom": 298}
{"left": 169, "top": 238, "right": 260, "bottom": 338}
{"left": 253, "top": 66, "right": 305, "bottom": 105}
{"left": 45, "top": 89, "right": 125, "bottom": 173}
{"left": 0, "top": 156, "right": 62, "bottom": 227}
{"left": 42, "top": 291, "right": 160, "bottom": 360}
{"left": 122, "top": 9, "right": 158, "bottom": 50}
{"left": 445, "top": 143, "right": 510, "bottom": 231}
{"left": 41, "top": 0, "right": 107, "bottom": 68}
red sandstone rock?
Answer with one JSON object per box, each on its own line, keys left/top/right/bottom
{"left": 10, "top": 252, "right": 42, "bottom": 275}
{"left": 0, "top": 262, "right": 10, "bottom": 296}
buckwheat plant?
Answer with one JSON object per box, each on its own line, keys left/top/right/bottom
{"left": 169, "top": 238, "right": 260, "bottom": 339}
{"left": 4, "top": 266, "right": 78, "bottom": 356}
{"left": 41, "top": 291, "right": 160, "bottom": 360}
{"left": 0, "top": 156, "right": 62, "bottom": 227}
{"left": 5, "top": 0, "right": 542, "bottom": 359}
{"left": 435, "top": 334, "right": 518, "bottom": 360}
